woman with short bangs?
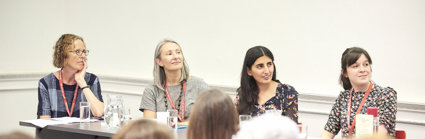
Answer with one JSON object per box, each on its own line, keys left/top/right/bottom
{"left": 321, "top": 47, "right": 397, "bottom": 138}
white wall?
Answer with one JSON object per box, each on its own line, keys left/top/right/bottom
{"left": 1, "top": 0, "right": 425, "bottom": 137}
{"left": 1, "top": 0, "right": 425, "bottom": 103}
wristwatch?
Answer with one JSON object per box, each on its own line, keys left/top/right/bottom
{"left": 80, "top": 85, "right": 90, "bottom": 90}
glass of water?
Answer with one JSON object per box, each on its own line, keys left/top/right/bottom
{"left": 167, "top": 109, "right": 178, "bottom": 130}
{"left": 239, "top": 115, "right": 252, "bottom": 122}
{"left": 239, "top": 114, "right": 252, "bottom": 127}
{"left": 80, "top": 102, "right": 90, "bottom": 122}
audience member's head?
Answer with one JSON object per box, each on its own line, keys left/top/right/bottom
{"left": 0, "top": 131, "right": 33, "bottom": 139}
{"left": 235, "top": 113, "right": 299, "bottom": 139}
{"left": 112, "top": 119, "right": 174, "bottom": 139}
{"left": 188, "top": 89, "right": 239, "bottom": 139}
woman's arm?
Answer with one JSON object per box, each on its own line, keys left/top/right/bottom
{"left": 140, "top": 86, "right": 159, "bottom": 118}
{"left": 143, "top": 109, "right": 156, "bottom": 118}
{"left": 75, "top": 60, "right": 104, "bottom": 118}
{"left": 378, "top": 87, "right": 397, "bottom": 136}
{"left": 285, "top": 85, "right": 298, "bottom": 123}
{"left": 81, "top": 87, "right": 104, "bottom": 117}
{"left": 378, "top": 124, "right": 388, "bottom": 135}
{"left": 38, "top": 79, "right": 53, "bottom": 118}
{"left": 322, "top": 91, "right": 345, "bottom": 137}
{"left": 39, "top": 115, "right": 51, "bottom": 119}
{"left": 320, "top": 130, "right": 335, "bottom": 139}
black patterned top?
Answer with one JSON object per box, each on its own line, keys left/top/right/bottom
{"left": 235, "top": 81, "right": 298, "bottom": 123}
{"left": 324, "top": 83, "right": 397, "bottom": 137}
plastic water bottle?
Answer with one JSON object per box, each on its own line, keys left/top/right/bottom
{"left": 367, "top": 107, "right": 379, "bottom": 133}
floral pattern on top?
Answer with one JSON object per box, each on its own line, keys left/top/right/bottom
{"left": 324, "top": 83, "right": 397, "bottom": 137}
{"left": 234, "top": 81, "right": 298, "bottom": 123}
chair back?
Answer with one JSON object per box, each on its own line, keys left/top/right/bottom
{"left": 395, "top": 130, "right": 406, "bottom": 139}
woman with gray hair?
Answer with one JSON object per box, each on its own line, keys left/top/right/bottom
{"left": 139, "top": 39, "right": 208, "bottom": 124}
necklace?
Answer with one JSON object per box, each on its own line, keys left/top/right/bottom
{"left": 163, "top": 80, "right": 187, "bottom": 122}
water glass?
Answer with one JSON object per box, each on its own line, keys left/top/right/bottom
{"left": 167, "top": 109, "right": 178, "bottom": 129}
{"left": 239, "top": 115, "right": 252, "bottom": 122}
{"left": 80, "top": 102, "right": 90, "bottom": 122}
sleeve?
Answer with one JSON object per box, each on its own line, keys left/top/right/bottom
{"left": 234, "top": 93, "right": 240, "bottom": 106}
{"left": 378, "top": 87, "right": 397, "bottom": 136}
{"left": 90, "top": 76, "right": 103, "bottom": 102}
{"left": 196, "top": 78, "right": 209, "bottom": 96}
{"left": 139, "top": 86, "right": 158, "bottom": 112}
{"left": 285, "top": 86, "right": 298, "bottom": 123}
{"left": 324, "top": 92, "right": 344, "bottom": 135}
{"left": 37, "top": 80, "right": 51, "bottom": 117}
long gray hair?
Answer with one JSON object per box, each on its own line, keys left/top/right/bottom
{"left": 153, "top": 39, "right": 190, "bottom": 90}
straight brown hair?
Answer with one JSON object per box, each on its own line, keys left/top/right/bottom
{"left": 112, "top": 119, "right": 174, "bottom": 139}
{"left": 339, "top": 47, "right": 372, "bottom": 90}
{"left": 187, "top": 89, "right": 239, "bottom": 139}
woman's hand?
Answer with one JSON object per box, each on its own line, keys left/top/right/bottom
{"left": 75, "top": 60, "right": 88, "bottom": 87}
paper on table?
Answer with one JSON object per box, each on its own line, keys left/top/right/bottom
{"left": 156, "top": 112, "right": 169, "bottom": 125}
{"left": 22, "top": 117, "right": 98, "bottom": 128}
{"left": 355, "top": 114, "right": 373, "bottom": 137}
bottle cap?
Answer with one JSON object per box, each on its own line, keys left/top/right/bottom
{"left": 367, "top": 107, "right": 378, "bottom": 117}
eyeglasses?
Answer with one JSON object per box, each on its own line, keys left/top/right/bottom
{"left": 69, "top": 49, "right": 89, "bottom": 56}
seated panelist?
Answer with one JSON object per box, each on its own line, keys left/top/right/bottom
{"left": 139, "top": 39, "right": 208, "bottom": 123}
{"left": 321, "top": 47, "right": 397, "bottom": 138}
{"left": 37, "top": 34, "right": 104, "bottom": 119}
{"left": 234, "top": 46, "right": 299, "bottom": 123}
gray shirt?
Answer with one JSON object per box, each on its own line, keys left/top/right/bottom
{"left": 139, "top": 76, "right": 208, "bottom": 120}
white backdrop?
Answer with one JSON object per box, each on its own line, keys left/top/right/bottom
{"left": 1, "top": 0, "right": 425, "bottom": 103}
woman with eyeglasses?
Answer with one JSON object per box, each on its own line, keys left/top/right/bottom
{"left": 139, "top": 39, "right": 208, "bottom": 124}
{"left": 37, "top": 34, "right": 104, "bottom": 119}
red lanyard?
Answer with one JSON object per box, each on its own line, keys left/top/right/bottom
{"left": 164, "top": 81, "right": 186, "bottom": 122}
{"left": 59, "top": 70, "right": 79, "bottom": 117}
{"left": 347, "top": 82, "right": 373, "bottom": 135}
